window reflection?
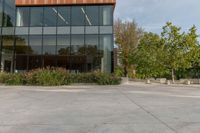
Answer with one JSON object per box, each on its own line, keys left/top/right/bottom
{"left": 3, "top": 0, "right": 16, "bottom": 27}
{"left": 100, "top": 35, "right": 113, "bottom": 73}
{"left": 15, "top": 55, "right": 27, "bottom": 72}
{"left": 85, "top": 6, "right": 99, "bottom": 26}
{"left": 44, "top": 7, "right": 57, "bottom": 27}
{"left": 100, "top": 6, "right": 113, "bottom": 26}
{"left": 71, "top": 35, "right": 85, "bottom": 55}
{"left": 57, "top": 35, "right": 70, "bottom": 70}
{"left": 30, "top": 7, "right": 43, "bottom": 26}
{"left": 57, "top": 7, "right": 70, "bottom": 26}
{"left": 1, "top": 36, "right": 14, "bottom": 72}
{"left": 16, "top": 7, "right": 29, "bottom": 27}
{"left": 85, "top": 35, "right": 101, "bottom": 71}
{"left": 15, "top": 35, "right": 29, "bottom": 54}
{"left": 85, "top": 35, "right": 98, "bottom": 56}
{"left": 0, "top": 0, "right": 3, "bottom": 26}
{"left": 29, "top": 35, "right": 42, "bottom": 55}
{"left": 57, "top": 35, "right": 70, "bottom": 55}
{"left": 43, "top": 35, "right": 56, "bottom": 55}
{"left": 71, "top": 6, "right": 85, "bottom": 26}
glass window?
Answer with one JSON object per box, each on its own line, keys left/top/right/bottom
{"left": 3, "top": 0, "right": 16, "bottom": 27}
{"left": 30, "top": 7, "right": 43, "bottom": 27}
{"left": 15, "top": 55, "right": 28, "bottom": 72}
{"left": 57, "top": 35, "right": 70, "bottom": 70}
{"left": 71, "top": 35, "right": 85, "bottom": 55}
{"left": 100, "top": 6, "right": 113, "bottom": 26}
{"left": 85, "top": 35, "right": 100, "bottom": 72}
{"left": 29, "top": 35, "right": 42, "bottom": 55}
{"left": 16, "top": 7, "right": 30, "bottom": 27}
{"left": 85, "top": 35, "right": 98, "bottom": 56}
{"left": 44, "top": 7, "right": 57, "bottom": 27}
{"left": 57, "top": 7, "right": 70, "bottom": 26}
{"left": 43, "top": 35, "right": 56, "bottom": 55}
{"left": 0, "top": 0, "right": 3, "bottom": 26}
{"left": 57, "top": 35, "right": 70, "bottom": 55}
{"left": 15, "top": 35, "right": 29, "bottom": 54}
{"left": 85, "top": 6, "right": 99, "bottom": 26}
{"left": 71, "top": 6, "right": 85, "bottom": 26}
{"left": 100, "top": 35, "right": 113, "bottom": 73}
{"left": 28, "top": 55, "right": 42, "bottom": 70}
{"left": 2, "top": 35, "right": 14, "bottom": 52}
{"left": 1, "top": 36, "right": 14, "bottom": 72}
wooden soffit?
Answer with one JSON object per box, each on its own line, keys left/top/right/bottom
{"left": 16, "top": 0, "right": 116, "bottom": 6}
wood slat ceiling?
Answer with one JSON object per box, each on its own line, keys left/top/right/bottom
{"left": 16, "top": 0, "right": 116, "bottom": 6}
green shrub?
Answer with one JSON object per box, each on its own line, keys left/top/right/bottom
{"left": 94, "top": 72, "right": 121, "bottom": 85}
{"left": 0, "top": 68, "right": 121, "bottom": 86}
{"left": 0, "top": 72, "right": 10, "bottom": 83}
{"left": 25, "top": 68, "right": 70, "bottom": 86}
{"left": 5, "top": 73, "right": 25, "bottom": 85}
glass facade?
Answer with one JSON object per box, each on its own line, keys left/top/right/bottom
{"left": 0, "top": 0, "right": 114, "bottom": 73}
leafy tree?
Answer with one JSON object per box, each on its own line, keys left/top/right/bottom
{"left": 114, "top": 19, "right": 143, "bottom": 77}
{"left": 134, "top": 32, "right": 168, "bottom": 79}
{"left": 161, "top": 22, "right": 199, "bottom": 82}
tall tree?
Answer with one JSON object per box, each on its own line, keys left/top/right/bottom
{"left": 114, "top": 19, "right": 143, "bottom": 77}
{"left": 134, "top": 32, "right": 168, "bottom": 79}
{"left": 161, "top": 22, "right": 199, "bottom": 82}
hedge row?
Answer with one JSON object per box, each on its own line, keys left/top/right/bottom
{"left": 0, "top": 68, "right": 121, "bottom": 86}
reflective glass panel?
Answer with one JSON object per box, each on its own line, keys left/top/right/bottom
{"left": 85, "top": 35, "right": 98, "bottom": 56}
{"left": 0, "top": 0, "right": 3, "bottom": 26}
{"left": 57, "top": 35, "right": 70, "bottom": 55}
{"left": 43, "top": 35, "right": 56, "bottom": 55}
{"left": 3, "top": 0, "right": 16, "bottom": 27}
{"left": 71, "top": 6, "right": 85, "bottom": 26}
{"left": 85, "top": 6, "right": 99, "bottom": 26}
{"left": 71, "top": 35, "right": 85, "bottom": 55}
{"left": 100, "top": 6, "right": 113, "bottom": 26}
{"left": 57, "top": 7, "right": 70, "bottom": 26}
{"left": 29, "top": 35, "right": 42, "bottom": 55}
{"left": 1, "top": 36, "right": 14, "bottom": 72}
{"left": 15, "top": 55, "right": 28, "bottom": 72}
{"left": 44, "top": 7, "right": 57, "bottom": 27}
{"left": 30, "top": 7, "right": 43, "bottom": 26}
{"left": 57, "top": 35, "right": 70, "bottom": 69}
{"left": 100, "top": 35, "right": 113, "bottom": 73}
{"left": 16, "top": 7, "right": 30, "bottom": 27}
{"left": 15, "top": 35, "right": 29, "bottom": 54}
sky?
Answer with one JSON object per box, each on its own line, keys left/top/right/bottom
{"left": 114, "top": 0, "right": 200, "bottom": 35}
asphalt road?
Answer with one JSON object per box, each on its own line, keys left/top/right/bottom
{"left": 0, "top": 83, "right": 200, "bottom": 133}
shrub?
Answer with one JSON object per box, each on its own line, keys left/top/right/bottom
{"left": 0, "top": 68, "right": 121, "bottom": 86}
{"left": 25, "top": 68, "right": 70, "bottom": 86}
{"left": 0, "top": 72, "right": 10, "bottom": 83}
{"left": 94, "top": 72, "right": 121, "bottom": 85}
{"left": 5, "top": 73, "right": 25, "bottom": 85}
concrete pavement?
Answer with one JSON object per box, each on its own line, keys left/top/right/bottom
{"left": 0, "top": 83, "right": 200, "bottom": 133}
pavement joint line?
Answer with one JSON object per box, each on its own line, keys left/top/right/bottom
{"left": 116, "top": 88, "right": 178, "bottom": 133}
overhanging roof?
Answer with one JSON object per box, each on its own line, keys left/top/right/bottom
{"left": 16, "top": 0, "right": 116, "bottom": 6}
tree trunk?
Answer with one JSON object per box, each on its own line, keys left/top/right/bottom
{"left": 171, "top": 69, "right": 175, "bottom": 84}
{"left": 124, "top": 66, "right": 128, "bottom": 77}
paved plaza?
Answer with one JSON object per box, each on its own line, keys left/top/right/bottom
{"left": 0, "top": 83, "right": 200, "bottom": 133}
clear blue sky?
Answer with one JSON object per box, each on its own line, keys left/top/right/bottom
{"left": 114, "top": 0, "right": 200, "bottom": 35}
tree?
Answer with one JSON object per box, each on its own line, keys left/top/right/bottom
{"left": 134, "top": 32, "right": 168, "bottom": 79}
{"left": 161, "top": 22, "right": 199, "bottom": 83}
{"left": 114, "top": 19, "right": 143, "bottom": 77}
